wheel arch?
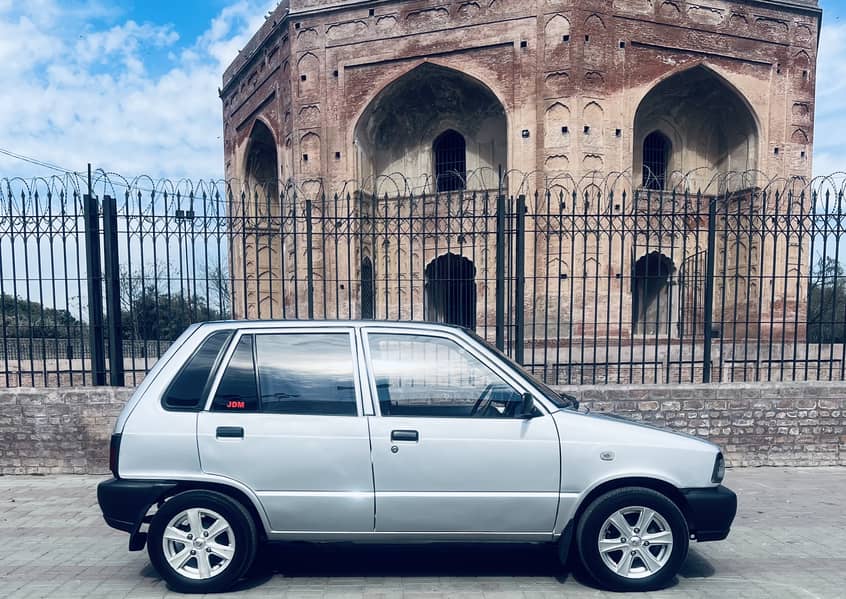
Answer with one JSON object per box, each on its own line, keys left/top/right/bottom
{"left": 165, "top": 481, "right": 270, "bottom": 542}
{"left": 568, "top": 477, "right": 693, "bottom": 541}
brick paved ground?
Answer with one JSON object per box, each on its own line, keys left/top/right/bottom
{"left": 0, "top": 467, "right": 844, "bottom": 598}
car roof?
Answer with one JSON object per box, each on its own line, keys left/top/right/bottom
{"left": 195, "top": 319, "right": 470, "bottom": 334}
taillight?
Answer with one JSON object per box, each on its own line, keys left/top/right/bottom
{"left": 711, "top": 452, "right": 725, "bottom": 483}
{"left": 109, "top": 433, "right": 122, "bottom": 478}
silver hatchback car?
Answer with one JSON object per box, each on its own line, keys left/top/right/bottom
{"left": 98, "top": 320, "right": 736, "bottom": 593}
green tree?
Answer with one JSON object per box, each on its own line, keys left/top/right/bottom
{"left": 0, "top": 293, "right": 82, "bottom": 339}
{"left": 119, "top": 264, "right": 230, "bottom": 342}
{"left": 807, "top": 256, "right": 846, "bottom": 343}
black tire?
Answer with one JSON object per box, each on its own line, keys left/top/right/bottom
{"left": 575, "top": 487, "right": 689, "bottom": 592}
{"left": 148, "top": 490, "right": 258, "bottom": 594}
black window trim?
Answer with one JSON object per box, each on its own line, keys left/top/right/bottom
{"left": 161, "top": 329, "right": 234, "bottom": 412}
{"left": 204, "top": 327, "right": 363, "bottom": 416}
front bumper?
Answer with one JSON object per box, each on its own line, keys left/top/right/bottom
{"left": 682, "top": 484, "right": 737, "bottom": 541}
{"left": 97, "top": 478, "right": 177, "bottom": 549}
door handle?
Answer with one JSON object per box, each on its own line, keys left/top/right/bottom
{"left": 391, "top": 429, "right": 419, "bottom": 442}
{"left": 216, "top": 426, "right": 244, "bottom": 439}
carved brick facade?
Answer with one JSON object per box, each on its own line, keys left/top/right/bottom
{"left": 221, "top": 0, "right": 821, "bottom": 190}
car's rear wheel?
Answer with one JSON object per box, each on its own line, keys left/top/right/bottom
{"left": 575, "top": 487, "right": 689, "bottom": 592}
{"left": 148, "top": 490, "right": 257, "bottom": 594}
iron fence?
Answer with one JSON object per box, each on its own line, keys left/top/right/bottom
{"left": 2, "top": 169, "right": 846, "bottom": 387}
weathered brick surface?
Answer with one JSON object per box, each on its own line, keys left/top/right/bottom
{"left": 557, "top": 382, "right": 846, "bottom": 467}
{"left": 0, "top": 387, "right": 133, "bottom": 475}
{"left": 1, "top": 382, "right": 843, "bottom": 474}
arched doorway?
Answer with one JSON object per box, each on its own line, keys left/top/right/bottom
{"left": 633, "top": 252, "right": 676, "bottom": 335}
{"left": 633, "top": 65, "right": 758, "bottom": 191}
{"left": 244, "top": 119, "right": 279, "bottom": 212}
{"left": 353, "top": 63, "right": 507, "bottom": 192}
{"left": 425, "top": 253, "right": 476, "bottom": 329}
{"left": 433, "top": 129, "right": 467, "bottom": 192}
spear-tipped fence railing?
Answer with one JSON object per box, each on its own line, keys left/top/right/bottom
{"left": 1, "top": 169, "right": 845, "bottom": 387}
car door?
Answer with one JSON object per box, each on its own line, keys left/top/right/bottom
{"left": 197, "top": 327, "right": 374, "bottom": 534}
{"left": 362, "top": 327, "right": 561, "bottom": 535}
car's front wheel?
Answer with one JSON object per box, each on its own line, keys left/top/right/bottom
{"left": 575, "top": 487, "right": 689, "bottom": 592}
{"left": 147, "top": 490, "right": 257, "bottom": 594}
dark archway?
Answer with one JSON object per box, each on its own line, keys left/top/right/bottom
{"left": 244, "top": 119, "right": 279, "bottom": 211}
{"left": 360, "top": 256, "right": 374, "bottom": 319}
{"left": 433, "top": 129, "right": 467, "bottom": 193}
{"left": 354, "top": 63, "right": 506, "bottom": 192}
{"left": 633, "top": 65, "right": 758, "bottom": 191}
{"left": 425, "top": 253, "right": 476, "bottom": 329}
{"left": 642, "top": 131, "right": 671, "bottom": 191}
{"left": 633, "top": 252, "right": 676, "bottom": 335}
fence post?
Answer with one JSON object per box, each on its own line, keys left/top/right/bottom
{"left": 83, "top": 188, "right": 106, "bottom": 385}
{"left": 305, "top": 198, "right": 315, "bottom": 319}
{"left": 495, "top": 191, "right": 506, "bottom": 351}
{"left": 514, "top": 194, "right": 526, "bottom": 365}
{"left": 702, "top": 195, "right": 717, "bottom": 383}
{"left": 102, "top": 195, "right": 124, "bottom": 386}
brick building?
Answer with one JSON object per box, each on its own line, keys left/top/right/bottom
{"left": 220, "top": 0, "right": 822, "bottom": 376}
{"left": 222, "top": 0, "right": 820, "bottom": 191}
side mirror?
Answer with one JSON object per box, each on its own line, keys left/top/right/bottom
{"left": 518, "top": 392, "right": 536, "bottom": 419}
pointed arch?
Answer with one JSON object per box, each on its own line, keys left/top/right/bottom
{"left": 545, "top": 102, "right": 571, "bottom": 147}
{"left": 353, "top": 62, "right": 507, "bottom": 192}
{"left": 633, "top": 64, "right": 759, "bottom": 191}
{"left": 243, "top": 118, "right": 279, "bottom": 213}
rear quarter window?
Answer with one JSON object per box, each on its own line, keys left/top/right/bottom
{"left": 162, "top": 330, "right": 232, "bottom": 411}
{"left": 211, "top": 335, "right": 259, "bottom": 412}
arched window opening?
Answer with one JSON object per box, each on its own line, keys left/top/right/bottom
{"left": 642, "top": 131, "right": 671, "bottom": 191}
{"left": 425, "top": 253, "right": 476, "bottom": 329}
{"left": 353, "top": 63, "right": 506, "bottom": 192}
{"left": 433, "top": 130, "right": 467, "bottom": 193}
{"left": 361, "top": 256, "right": 374, "bottom": 319}
{"left": 244, "top": 120, "right": 279, "bottom": 214}
{"left": 632, "top": 65, "right": 759, "bottom": 192}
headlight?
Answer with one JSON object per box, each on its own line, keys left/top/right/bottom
{"left": 711, "top": 452, "right": 725, "bottom": 483}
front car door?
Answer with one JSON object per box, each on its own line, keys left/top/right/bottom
{"left": 197, "top": 327, "right": 374, "bottom": 535}
{"left": 362, "top": 326, "right": 561, "bottom": 536}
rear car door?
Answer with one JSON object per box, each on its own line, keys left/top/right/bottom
{"left": 197, "top": 327, "right": 374, "bottom": 534}
{"left": 362, "top": 327, "right": 561, "bottom": 534}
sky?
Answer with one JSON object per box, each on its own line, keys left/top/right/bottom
{"left": 0, "top": 0, "right": 844, "bottom": 180}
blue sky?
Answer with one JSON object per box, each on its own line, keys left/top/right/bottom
{"left": 0, "top": 0, "right": 844, "bottom": 179}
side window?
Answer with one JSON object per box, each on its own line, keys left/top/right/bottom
{"left": 254, "top": 333, "right": 357, "bottom": 416}
{"left": 211, "top": 335, "right": 259, "bottom": 412}
{"left": 162, "top": 330, "right": 231, "bottom": 411}
{"left": 367, "top": 333, "right": 522, "bottom": 418}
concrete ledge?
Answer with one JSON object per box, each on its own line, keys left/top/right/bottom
{"left": 1, "top": 382, "right": 843, "bottom": 474}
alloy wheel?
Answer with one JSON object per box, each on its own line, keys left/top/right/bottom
{"left": 597, "top": 505, "right": 674, "bottom": 579}
{"left": 161, "top": 507, "right": 236, "bottom": 580}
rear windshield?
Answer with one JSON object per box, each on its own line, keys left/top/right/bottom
{"left": 162, "top": 330, "right": 232, "bottom": 411}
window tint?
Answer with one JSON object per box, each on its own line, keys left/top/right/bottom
{"left": 212, "top": 335, "right": 259, "bottom": 411}
{"left": 367, "top": 333, "right": 522, "bottom": 418}
{"left": 255, "top": 333, "right": 357, "bottom": 416}
{"left": 162, "top": 330, "right": 231, "bottom": 411}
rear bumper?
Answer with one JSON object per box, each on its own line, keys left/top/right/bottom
{"left": 682, "top": 485, "right": 737, "bottom": 542}
{"left": 97, "top": 478, "right": 177, "bottom": 549}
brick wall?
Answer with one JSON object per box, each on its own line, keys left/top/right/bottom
{"left": 557, "top": 382, "right": 845, "bottom": 467}
{"left": 1, "top": 387, "right": 132, "bottom": 475}
{"left": 1, "top": 382, "right": 843, "bottom": 474}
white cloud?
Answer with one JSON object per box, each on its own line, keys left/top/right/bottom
{"left": 0, "top": 0, "right": 276, "bottom": 180}
{"left": 813, "top": 21, "right": 846, "bottom": 178}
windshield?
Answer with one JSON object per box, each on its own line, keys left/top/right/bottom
{"left": 466, "top": 331, "right": 577, "bottom": 410}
